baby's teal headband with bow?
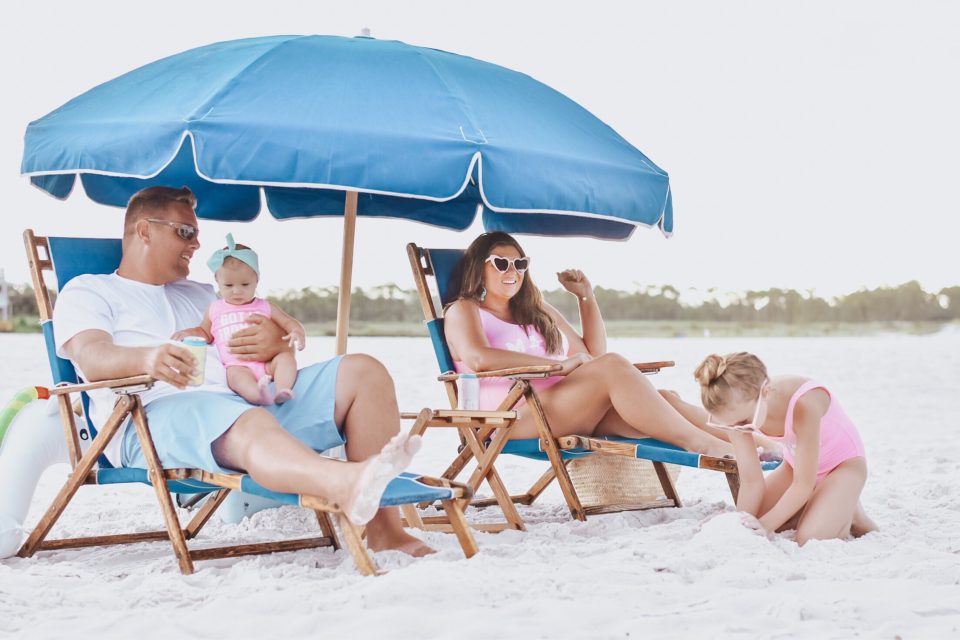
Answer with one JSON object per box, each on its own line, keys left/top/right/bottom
{"left": 207, "top": 233, "right": 260, "bottom": 276}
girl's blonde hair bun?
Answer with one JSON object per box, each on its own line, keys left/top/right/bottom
{"left": 693, "top": 352, "right": 768, "bottom": 412}
{"left": 693, "top": 354, "right": 727, "bottom": 386}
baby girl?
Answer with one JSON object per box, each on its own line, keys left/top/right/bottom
{"left": 174, "top": 234, "right": 305, "bottom": 405}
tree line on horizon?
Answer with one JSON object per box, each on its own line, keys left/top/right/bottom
{"left": 4, "top": 280, "right": 958, "bottom": 325}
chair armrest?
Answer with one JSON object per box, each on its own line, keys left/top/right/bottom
{"left": 437, "top": 364, "right": 563, "bottom": 382}
{"left": 401, "top": 408, "right": 517, "bottom": 425}
{"left": 633, "top": 360, "right": 675, "bottom": 373}
{"left": 49, "top": 374, "right": 156, "bottom": 396}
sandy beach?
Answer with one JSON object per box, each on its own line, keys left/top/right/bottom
{"left": 1, "top": 331, "right": 957, "bottom": 639}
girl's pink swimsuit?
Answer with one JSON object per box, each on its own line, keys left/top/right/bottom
{"left": 454, "top": 308, "right": 568, "bottom": 410}
{"left": 766, "top": 380, "right": 866, "bottom": 480}
{"left": 209, "top": 297, "right": 272, "bottom": 380}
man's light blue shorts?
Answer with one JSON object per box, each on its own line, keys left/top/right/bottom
{"left": 121, "top": 357, "right": 345, "bottom": 473}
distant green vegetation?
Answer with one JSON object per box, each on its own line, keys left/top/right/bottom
{"left": 301, "top": 319, "right": 953, "bottom": 338}
{"left": 275, "top": 280, "right": 960, "bottom": 331}
{"left": 3, "top": 281, "right": 958, "bottom": 336}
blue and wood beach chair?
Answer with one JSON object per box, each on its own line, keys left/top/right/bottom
{"left": 404, "top": 243, "right": 776, "bottom": 531}
{"left": 17, "top": 230, "right": 477, "bottom": 576}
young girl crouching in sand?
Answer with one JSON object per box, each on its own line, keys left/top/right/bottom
{"left": 694, "top": 352, "right": 878, "bottom": 544}
{"left": 174, "top": 234, "right": 306, "bottom": 405}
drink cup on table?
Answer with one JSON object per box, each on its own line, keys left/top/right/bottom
{"left": 458, "top": 373, "right": 479, "bottom": 411}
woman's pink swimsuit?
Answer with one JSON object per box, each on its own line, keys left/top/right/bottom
{"left": 453, "top": 308, "right": 568, "bottom": 410}
{"left": 209, "top": 297, "right": 272, "bottom": 380}
{"left": 766, "top": 381, "right": 866, "bottom": 480}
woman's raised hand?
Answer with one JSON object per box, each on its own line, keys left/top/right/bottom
{"left": 557, "top": 269, "right": 593, "bottom": 300}
{"left": 559, "top": 352, "right": 592, "bottom": 375}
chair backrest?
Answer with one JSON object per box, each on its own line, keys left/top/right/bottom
{"left": 46, "top": 237, "right": 123, "bottom": 384}
{"left": 24, "top": 231, "right": 123, "bottom": 467}
{"left": 406, "top": 244, "right": 466, "bottom": 376}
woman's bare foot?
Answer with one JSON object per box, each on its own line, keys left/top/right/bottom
{"left": 342, "top": 433, "right": 423, "bottom": 525}
{"left": 850, "top": 501, "right": 878, "bottom": 537}
{"left": 706, "top": 441, "right": 736, "bottom": 459}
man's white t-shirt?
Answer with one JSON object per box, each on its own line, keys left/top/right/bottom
{"left": 53, "top": 272, "right": 234, "bottom": 466}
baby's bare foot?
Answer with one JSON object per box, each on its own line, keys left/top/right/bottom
{"left": 274, "top": 389, "right": 294, "bottom": 404}
{"left": 257, "top": 376, "right": 275, "bottom": 405}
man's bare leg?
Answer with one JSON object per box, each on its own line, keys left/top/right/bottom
{"left": 211, "top": 407, "right": 415, "bottom": 523}
{"left": 334, "top": 354, "right": 434, "bottom": 556}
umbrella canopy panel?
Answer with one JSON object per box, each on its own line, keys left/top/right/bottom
{"left": 23, "top": 34, "right": 672, "bottom": 239}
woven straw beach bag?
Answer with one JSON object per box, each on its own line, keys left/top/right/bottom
{"left": 567, "top": 455, "right": 680, "bottom": 510}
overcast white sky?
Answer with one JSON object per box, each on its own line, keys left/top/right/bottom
{"left": 1, "top": 1, "right": 957, "bottom": 301}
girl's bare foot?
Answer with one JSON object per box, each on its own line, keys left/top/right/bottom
{"left": 274, "top": 388, "right": 294, "bottom": 404}
{"left": 342, "top": 433, "right": 423, "bottom": 525}
{"left": 850, "top": 501, "right": 878, "bottom": 537}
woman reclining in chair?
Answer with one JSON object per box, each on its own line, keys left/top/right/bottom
{"left": 444, "top": 231, "right": 733, "bottom": 459}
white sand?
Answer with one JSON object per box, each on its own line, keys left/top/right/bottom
{"left": 1, "top": 332, "right": 958, "bottom": 639}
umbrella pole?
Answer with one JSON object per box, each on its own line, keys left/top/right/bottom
{"left": 335, "top": 191, "right": 359, "bottom": 355}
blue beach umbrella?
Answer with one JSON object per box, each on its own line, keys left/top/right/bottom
{"left": 22, "top": 34, "right": 673, "bottom": 353}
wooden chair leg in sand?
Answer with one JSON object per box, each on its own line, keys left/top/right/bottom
{"left": 725, "top": 471, "right": 741, "bottom": 503}
{"left": 130, "top": 398, "right": 195, "bottom": 574}
{"left": 652, "top": 461, "right": 683, "bottom": 508}
{"left": 407, "top": 381, "right": 531, "bottom": 530}
{"left": 458, "top": 421, "right": 525, "bottom": 530}
{"left": 405, "top": 408, "right": 525, "bottom": 532}
{"left": 696, "top": 455, "right": 742, "bottom": 502}
{"left": 524, "top": 389, "right": 586, "bottom": 521}
{"left": 336, "top": 514, "right": 380, "bottom": 577}
{"left": 316, "top": 511, "right": 342, "bottom": 551}
{"left": 184, "top": 490, "right": 231, "bottom": 540}
{"left": 18, "top": 395, "right": 137, "bottom": 558}
{"left": 470, "top": 465, "right": 560, "bottom": 509}
{"left": 441, "top": 499, "right": 479, "bottom": 559}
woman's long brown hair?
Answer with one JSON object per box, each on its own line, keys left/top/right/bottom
{"left": 458, "top": 231, "right": 563, "bottom": 355}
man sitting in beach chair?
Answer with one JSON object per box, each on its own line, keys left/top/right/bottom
{"left": 20, "top": 186, "right": 478, "bottom": 575}
{"left": 406, "top": 232, "right": 778, "bottom": 530}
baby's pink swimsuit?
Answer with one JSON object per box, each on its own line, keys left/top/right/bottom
{"left": 454, "top": 308, "right": 568, "bottom": 410}
{"left": 766, "top": 381, "right": 866, "bottom": 480}
{"left": 209, "top": 297, "right": 272, "bottom": 380}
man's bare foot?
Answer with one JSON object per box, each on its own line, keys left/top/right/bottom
{"left": 367, "top": 529, "right": 436, "bottom": 557}
{"left": 342, "top": 433, "right": 423, "bottom": 525}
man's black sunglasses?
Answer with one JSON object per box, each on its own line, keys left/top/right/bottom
{"left": 147, "top": 218, "right": 198, "bottom": 241}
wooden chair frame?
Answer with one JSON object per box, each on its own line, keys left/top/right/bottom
{"left": 405, "top": 242, "right": 745, "bottom": 529}
{"left": 18, "top": 230, "right": 478, "bottom": 576}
